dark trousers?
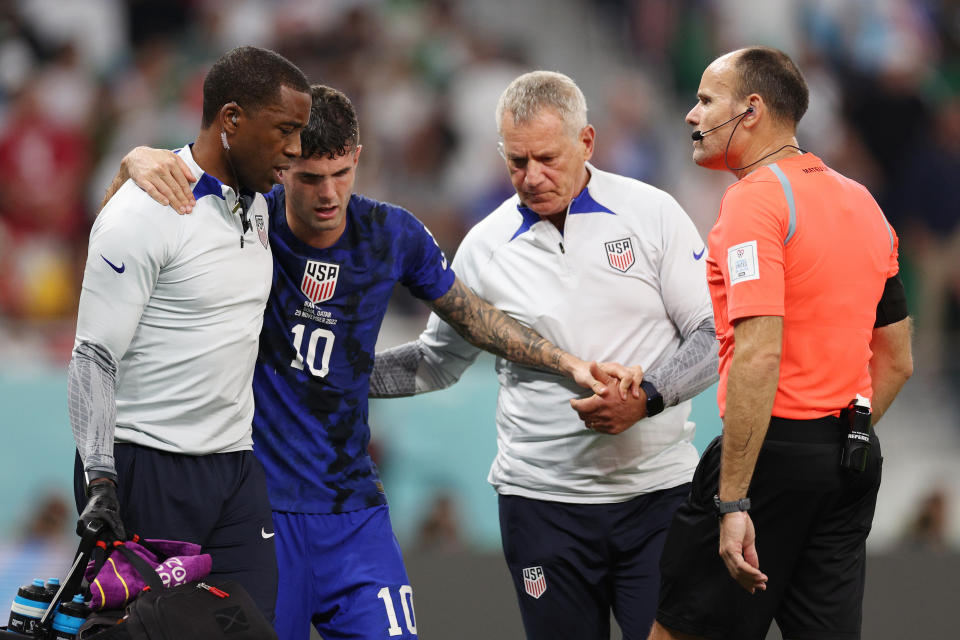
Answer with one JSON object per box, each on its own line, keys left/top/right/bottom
{"left": 657, "top": 417, "right": 883, "bottom": 640}
{"left": 499, "top": 484, "right": 690, "bottom": 640}
{"left": 73, "top": 444, "right": 278, "bottom": 622}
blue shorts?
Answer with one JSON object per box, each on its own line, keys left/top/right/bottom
{"left": 272, "top": 506, "right": 416, "bottom": 640}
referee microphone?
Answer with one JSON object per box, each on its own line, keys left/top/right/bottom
{"left": 691, "top": 107, "right": 754, "bottom": 141}
{"left": 220, "top": 118, "right": 253, "bottom": 245}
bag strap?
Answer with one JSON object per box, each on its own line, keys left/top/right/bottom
{"left": 129, "top": 534, "right": 165, "bottom": 560}
{"left": 114, "top": 544, "right": 165, "bottom": 592}
{"left": 87, "top": 533, "right": 166, "bottom": 587}
{"left": 39, "top": 520, "right": 102, "bottom": 629}
{"left": 87, "top": 540, "right": 112, "bottom": 584}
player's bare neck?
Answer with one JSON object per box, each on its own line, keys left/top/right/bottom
{"left": 304, "top": 231, "right": 344, "bottom": 250}
{"left": 287, "top": 209, "right": 346, "bottom": 250}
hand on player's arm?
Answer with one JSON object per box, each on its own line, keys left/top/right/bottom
{"left": 569, "top": 365, "right": 647, "bottom": 434}
{"left": 428, "top": 278, "right": 608, "bottom": 396}
{"left": 102, "top": 146, "right": 197, "bottom": 214}
{"left": 592, "top": 362, "right": 643, "bottom": 399}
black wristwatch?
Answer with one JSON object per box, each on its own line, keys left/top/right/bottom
{"left": 713, "top": 495, "right": 751, "bottom": 515}
{"left": 640, "top": 380, "right": 664, "bottom": 417}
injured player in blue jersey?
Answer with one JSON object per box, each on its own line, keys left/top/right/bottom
{"left": 105, "top": 84, "right": 637, "bottom": 640}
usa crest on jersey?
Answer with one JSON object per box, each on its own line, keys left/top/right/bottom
{"left": 605, "top": 237, "right": 635, "bottom": 272}
{"left": 522, "top": 566, "right": 547, "bottom": 599}
{"left": 255, "top": 213, "right": 268, "bottom": 248}
{"left": 301, "top": 260, "right": 340, "bottom": 304}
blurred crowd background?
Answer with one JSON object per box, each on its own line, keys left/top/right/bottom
{"left": 1, "top": 0, "right": 958, "bottom": 595}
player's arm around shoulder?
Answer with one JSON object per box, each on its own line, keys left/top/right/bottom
{"left": 100, "top": 146, "right": 197, "bottom": 214}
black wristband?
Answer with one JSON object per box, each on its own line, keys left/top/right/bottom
{"left": 640, "top": 380, "right": 664, "bottom": 417}
{"left": 84, "top": 470, "right": 118, "bottom": 495}
{"left": 713, "top": 495, "right": 751, "bottom": 515}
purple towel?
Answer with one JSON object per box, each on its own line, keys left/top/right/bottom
{"left": 85, "top": 539, "right": 212, "bottom": 610}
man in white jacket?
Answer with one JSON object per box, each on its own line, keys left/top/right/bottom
{"left": 370, "top": 70, "right": 718, "bottom": 640}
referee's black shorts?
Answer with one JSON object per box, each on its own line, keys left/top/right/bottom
{"left": 656, "top": 416, "right": 883, "bottom": 640}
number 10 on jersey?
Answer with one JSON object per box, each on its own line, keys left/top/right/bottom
{"left": 289, "top": 323, "right": 335, "bottom": 378}
{"left": 378, "top": 585, "right": 416, "bottom": 636}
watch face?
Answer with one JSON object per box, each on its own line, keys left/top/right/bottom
{"left": 640, "top": 381, "right": 663, "bottom": 416}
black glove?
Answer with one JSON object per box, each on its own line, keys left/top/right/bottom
{"left": 77, "top": 480, "right": 125, "bottom": 541}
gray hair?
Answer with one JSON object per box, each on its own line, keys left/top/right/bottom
{"left": 495, "top": 70, "right": 588, "bottom": 139}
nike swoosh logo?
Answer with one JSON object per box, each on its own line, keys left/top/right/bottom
{"left": 261, "top": 528, "right": 275, "bottom": 539}
{"left": 101, "top": 255, "right": 125, "bottom": 273}
{"left": 693, "top": 246, "right": 706, "bottom": 260}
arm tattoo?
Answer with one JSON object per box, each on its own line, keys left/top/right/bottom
{"left": 428, "top": 278, "right": 568, "bottom": 375}
{"left": 68, "top": 341, "right": 118, "bottom": 477}
{"left": 644, "top": 317, "right": 719, "bottom": 407}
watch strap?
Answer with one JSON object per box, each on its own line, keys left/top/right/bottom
{"left": 713, "top": 495, "right": 751, "bottom": 515}
{"left": 640, "top": 380, "right": 664, "bottom": 417}
{"left": 85, "top": 469, "right": 118, "bottom": 495}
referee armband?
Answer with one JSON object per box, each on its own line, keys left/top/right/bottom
{"left": 874, "top": 273, "right": 908, "bottom": 328}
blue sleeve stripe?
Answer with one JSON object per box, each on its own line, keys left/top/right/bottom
{"left": 882, "top": 216, "right": 894, "bottom": 253}
{"left": 768, "top": 163, "right": 796, "bottom": 245}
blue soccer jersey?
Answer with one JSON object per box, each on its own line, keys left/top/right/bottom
{"left": 254, "top": 187, "right": 454, "bottom": 514}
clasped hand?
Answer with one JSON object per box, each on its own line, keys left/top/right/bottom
{"left": 570, "top": 362, "right": 646, "bottom": 434}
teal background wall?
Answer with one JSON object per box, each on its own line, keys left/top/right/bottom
{"left": 0, "top": 369, "right": 76, "bottom": 539}
{"left": 0, "top": 358, "right": 722, "bottom": 550}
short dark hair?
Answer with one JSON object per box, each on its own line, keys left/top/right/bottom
{"left": 201, "top": 46, "right": 310, "bottom": 128}
{"left": 300, "top": 84, "right": 360, "bottom": 159}
{"left": 733, "top": 47, "right": 809, "bottom": 126}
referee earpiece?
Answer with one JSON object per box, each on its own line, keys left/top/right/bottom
{"left": 231, "top": 115, "right": 238, "bottom": 125}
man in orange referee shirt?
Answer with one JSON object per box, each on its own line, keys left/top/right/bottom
{"left": 649, "top": 47, "right": 914, "bottom": 640}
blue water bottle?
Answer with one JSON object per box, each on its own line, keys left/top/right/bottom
{"left": 8, "top": 578, "right": 53, "bottom": 633}
{"left": 45, "top": 578, "right": 61, "bottom": 597}
{"left": 52, "top": 594, "right": 90, "bottom": 640}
